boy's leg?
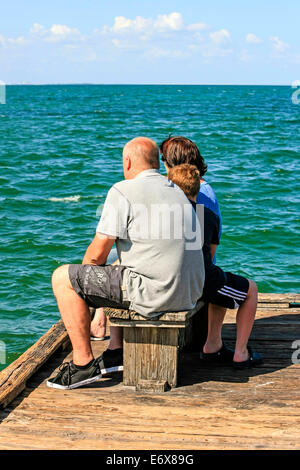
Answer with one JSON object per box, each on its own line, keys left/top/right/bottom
{"left": 201, "top": 273, "right": 261, "bottom": 366}
{"left": 234, "top": 279, "right": 258, "bottom": 363}
{"left": 203, "top": 304, "right": 227, "bottom": 354}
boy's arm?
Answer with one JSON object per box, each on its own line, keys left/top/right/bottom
{"left": 210, "top": 243, "right": 218, "bottom": 261}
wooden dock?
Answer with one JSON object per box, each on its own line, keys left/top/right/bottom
{"left": 0, "top": 293, "right": 299, "bottom": 450}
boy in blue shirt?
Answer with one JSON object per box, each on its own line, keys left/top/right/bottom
{"left": 160, "top": 136, "right": 222, "bottom": 262}
{"left": 168, "top": 163, "right": 263, "bottom": 368}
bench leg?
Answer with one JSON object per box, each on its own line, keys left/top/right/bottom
{"left": 123, "top": 327, "right": 179, "bottom": 391}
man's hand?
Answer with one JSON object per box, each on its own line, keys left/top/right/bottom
{"left": 82, "top": 233, "right": 116, "bottom": 265}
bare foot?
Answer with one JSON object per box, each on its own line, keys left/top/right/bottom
{"left": 203, "top": 340, "right": 223, "bottom": 354}
{"left": 90, "top": 322, "right": 106, "bottom": 339}
{"left": 233, "top": 348, "right": 249, "bottom": 363}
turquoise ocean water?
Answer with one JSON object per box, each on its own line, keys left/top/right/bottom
{"left": 0, "top": 85, "right": 299, "bottom": 370}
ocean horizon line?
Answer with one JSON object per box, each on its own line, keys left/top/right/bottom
{"left": 4, "top": 82, "right": 292, "bottom": 87}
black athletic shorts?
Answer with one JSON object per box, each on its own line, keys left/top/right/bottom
{"left": 203, "top": 272, "right": 249, "bottom": 309}
{"left": 68, "top": 264, "right": 130, "bottom": 309}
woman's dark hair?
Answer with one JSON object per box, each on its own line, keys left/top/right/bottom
{"left": 159, "top": 136, "right": 207, "bottom": 177}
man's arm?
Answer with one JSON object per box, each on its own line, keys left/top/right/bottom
{"left": 82, "top": 233, "right": 116, "bottom": 265}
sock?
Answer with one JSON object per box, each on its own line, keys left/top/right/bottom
{"left": 106, "top": 348, "right": 123, "bottom": 355}
{"left": 73, "top": 359, "right": 94, "bottom": 369}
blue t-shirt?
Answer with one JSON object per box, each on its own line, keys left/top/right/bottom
{"left": 196, "top": 180, "right": 222, "bottom": 262}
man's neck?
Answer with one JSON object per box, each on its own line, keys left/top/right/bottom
{"left": 127, "top": 167, "right": 159, "bottom": 180}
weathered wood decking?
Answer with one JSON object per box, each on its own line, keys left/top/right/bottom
{"left": 0, "top": 293, "right": 299, "bottom": 450}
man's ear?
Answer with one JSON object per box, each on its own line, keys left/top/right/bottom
{"left": 124, "top": 155, "right": 131, "bottom": 171}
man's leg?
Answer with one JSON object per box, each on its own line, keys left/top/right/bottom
{"left": 202, "top": 304, "right": 227, "bottom": 354}
{"left": 108, "top": 326, "right": 123, "bottom": 349}
{"left": 90, "top": 308, "right": 123, "bottom": 349}
{"left": 52, "top": 264, "right": 94, "bottom": 366}
{"left": 234, "top": 279, "right": 258, "bottom": 363}
{"left": 90, "top": 308, "right": 107, "bottom": 339}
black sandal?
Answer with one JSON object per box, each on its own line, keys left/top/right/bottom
{"left": 233, "top": 346, "right": 263, "bottom": 369}
{"left": 200, "top": 343, "right": 234, "bottom": 364}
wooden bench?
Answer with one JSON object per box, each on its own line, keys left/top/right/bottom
{"left": 104, "top": 299, "right": 205, "bottom": 392}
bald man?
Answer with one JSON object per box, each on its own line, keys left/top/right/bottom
{"left": 47, "top": 137, "right": 205, "bottom": 390}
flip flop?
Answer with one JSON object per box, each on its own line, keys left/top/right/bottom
{"left": 200, "top": 343, "right": 234, "bottom": 364}
{"left": 233, "top": 346, "right": 263, "bottom": 369}
{"left": 90, "top": 335, "right": 110, "bottom": 342}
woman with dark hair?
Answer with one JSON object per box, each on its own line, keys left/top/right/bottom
{"left": 160, "top": 136, "right": 222, "bottom": 261}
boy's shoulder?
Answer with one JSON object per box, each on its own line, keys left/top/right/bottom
{"left": 204, "top": 205, "right": 220, "bottom": 223}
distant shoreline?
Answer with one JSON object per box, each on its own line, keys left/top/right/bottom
{"left": 5, "top": 83, "right": 292, "bottom": 87}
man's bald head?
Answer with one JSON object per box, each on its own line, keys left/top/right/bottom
{"left": 123, "top": 137, "right": 159, "bottom": 179}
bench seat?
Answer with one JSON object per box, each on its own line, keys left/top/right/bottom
{"left": 104, "top": 299, "right": 205, "bottom": 392}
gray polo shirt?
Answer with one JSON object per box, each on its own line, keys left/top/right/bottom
{"left": 96, "top": 169, "right": 205, "bottom": 317}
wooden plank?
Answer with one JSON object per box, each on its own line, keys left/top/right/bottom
{"left": 109, "top": 318, "right": 186, "bottom": 328}
{"left": 224, "top": 308, "right": 300, "bottom": 323}
{"left": 0, "top": 321, "right": 69, "bottom": 409}
{"left": 123, "top": 327, "right": 137, "bottom": 386}
{"left": 258, "top": 293, "right": 300, "bottom": 303}
{"left": 136, "top": 380, "right": 170, "bottom": 392}
{"left": 104, "top": 300, "right": 204, "bottom": 323}
{"left": 257, "top": 303, "right": 290, "bottom": 309}
{"left": 222, "top": 324, "right": 300, "bottom": 341}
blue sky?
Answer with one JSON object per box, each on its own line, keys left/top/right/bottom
{"left": 0, "top": 0, "right": 299, "bottom": 84}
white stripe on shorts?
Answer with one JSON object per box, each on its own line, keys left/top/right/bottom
{"left": 221, "top": 285, "right": 248, "bottom": 297}
{"left": 216, "top": 290, "right": 245, "bottom": 303}
{"left": 217, "top": 286, "right": 247, "bottom": 301}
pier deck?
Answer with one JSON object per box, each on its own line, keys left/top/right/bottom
{"left": 0, "top": 293, "right": 299, "bottom": 450}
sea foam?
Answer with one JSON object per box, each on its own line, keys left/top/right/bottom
{"left": 48, "top": 195, "right": 81, "bottom": 203}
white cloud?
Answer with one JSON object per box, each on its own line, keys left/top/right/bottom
{"left": 1, "top": 13, "right": 296, "bottom": 76}
{"left": 112, "top": 16, "right": 138, "bottom": 33}
{"left": 154, "top": 12, "right": 183, "bottom": 31}
{"left": 210, "top": 29, "right": 231, "bottom": 45}
{"left": 9, "top": 36, "right": 27, "bottom": 46}
{"left": 30, "top": 23, "right": 46, "bottom": 35}
{"left": 29, "top": 23, "right": 82, "bottom": 43}
{"left": 246, "top": 33, "right": 262, "bottom": 44}
{"left": 46, "top": 24, "right": 82, "bottom": 42}
{"left": 0, "top": 34, "right": 28, "bottom": 47}
{"left": 270, "top": 36, "right": 289, "bottom": 54}
{"left": 50, "top": 24, "right": 76, "bottom": 36}
{"left": 110, "top": 12, "right": 184, "bottom": 35}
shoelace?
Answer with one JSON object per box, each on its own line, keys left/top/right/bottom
{"left": 57, "top": 362, "right": 72, "bottom": 386}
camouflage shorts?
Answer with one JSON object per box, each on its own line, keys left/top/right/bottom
{"left": 68, "top": 264, "right": 130, "bottom": 309}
